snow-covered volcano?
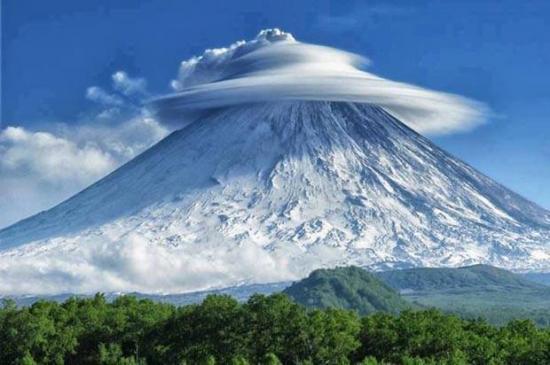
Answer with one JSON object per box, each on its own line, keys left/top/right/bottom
{"left": 0, "top": 30, "right": 548, "bottom": 295}
{"left": 1, "top": 101, "right": 549, "bottom": 294}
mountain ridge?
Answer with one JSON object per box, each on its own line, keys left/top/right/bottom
{"left": 376, "top": 264, "right": 548, "bottom": 292}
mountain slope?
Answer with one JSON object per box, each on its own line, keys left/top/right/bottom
{"left": 283, "top": 266, "right": 411, "bottom": 314}
{"left": 0, "top": 101, "right": 549, "bottom": 294}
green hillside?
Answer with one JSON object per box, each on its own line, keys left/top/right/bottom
{"left": 376, "top": 264, "right": 545, "bottom": 291}
{"left": 283, "top": 266, "right": 411, "bottom": 315}
{"left": 283, "top": 265, "right": 550, "bottom": 326}
{"left": 376, "top": 264, "right": 550, "bottom": 326}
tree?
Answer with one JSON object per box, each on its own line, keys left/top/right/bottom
{"left": 18, "top": 352, "right": 38, "bottom": 365}
{"left": 231, "top": 355, "right": 250, "bottom": 365}
{"left": 1, "top": 293, "right": 549, "bottom": 365}
{"left": 262, "top": 353, "right": 283, "bottom": 365}
{"left": 357, "top": 356, "right": 380, "bottom": 365}
{"left": 243, "top": 294, "right": 310, "bottom": 363}
{"left": 153, "top": 295, "right": 243, "bottom": 364}
{"left": 306, "top": 309, "right": 361, "bottom": 364}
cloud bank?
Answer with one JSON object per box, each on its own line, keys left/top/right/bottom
{"left": 0, "top": 233, "right": 296, "bottom": 295}
{"left": 156, "top": 29, "right": 487, "bottom": 135}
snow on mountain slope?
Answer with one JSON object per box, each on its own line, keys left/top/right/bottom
{"left": 0, "top": 101, "right": 549, "bottom": 294}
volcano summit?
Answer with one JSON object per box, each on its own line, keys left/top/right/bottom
{"left": 0, "top": 29, "right": 548, "bottom": 295}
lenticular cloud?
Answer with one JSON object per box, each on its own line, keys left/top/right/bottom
{"left": 155, "top": 28, "right": 487, "bottom": 135}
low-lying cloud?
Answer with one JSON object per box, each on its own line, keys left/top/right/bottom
{"left": 156, "top": 28, "right": 487, "bottom": 135}
{"left": 0, "top": 233, "right": 296, "bottom": 295}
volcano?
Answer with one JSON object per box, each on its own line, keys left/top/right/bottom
{"left": 0, "top": 30, "right": 548, "bottom": 295}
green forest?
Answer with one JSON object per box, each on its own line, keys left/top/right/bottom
{"left": 1, "top": 293, "right": 549, "bottom": 365}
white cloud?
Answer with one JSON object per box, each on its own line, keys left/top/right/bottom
{"left": 0, "top": 127, "right": 110, "bottom": 228}
{"left": 170, "top": 29, "right": 295, "bottom": 91}
{"left": 0, "top": 117, "right": 169, "bottom": 229}
{"left": 85, "top": 86, "right": 124, "bottom": 106}
{"left": 0, "top": 125, "right": 115, "bottom": 186}
{"left": 157, "top": 28, "right": 487, "bottom": 135}
{"left": 112, "top": 71, "right": 148, "bottom": 96}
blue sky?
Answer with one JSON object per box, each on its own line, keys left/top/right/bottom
{"left": 2, "top": 0, "right": 549, "bottom": 214}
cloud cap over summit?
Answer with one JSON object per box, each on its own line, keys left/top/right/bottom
{"left": 154, "top": 28, "right": 488, "bottom": 135}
